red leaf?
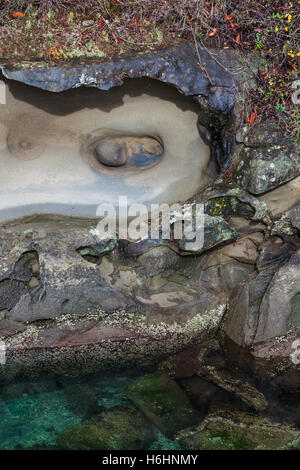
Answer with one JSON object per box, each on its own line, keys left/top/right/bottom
{"left": 12, "top": 12, "right": 24, "bottom": 18}
{"left": 249, "top": 110, "right": 257, "bottom": 126}
{"left": 208, "top": 28, "right": 217, "bottom": 37}
{"left": 112, "top": 32, "right": 119, "bottom": 44}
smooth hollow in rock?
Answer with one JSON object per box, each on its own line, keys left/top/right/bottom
{"left": 0, "top": 78, "right": 210, "bottom": 222}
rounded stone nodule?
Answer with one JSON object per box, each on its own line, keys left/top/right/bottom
{"left": 81, "top": 129, "right": 164, "bottom": 176}
{"left": 7, "top": 137, "right": 46, "bottom": 161}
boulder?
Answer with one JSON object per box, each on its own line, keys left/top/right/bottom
{"left": 178, "top": 215, "right": 237, "bottom": 254}
{"left": 233, "top": 121, "right": 300, "bottom": 195}
{"left": 222, "top": 249, "right": 300, "bottom": 386}
{"left": 196, "top": 365, "right": 267, "bottom": 411}
{"left": 123, "top": 372, "right": 200, "bottom": 437}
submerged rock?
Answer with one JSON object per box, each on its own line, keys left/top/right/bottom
{"left": 158, "top": 343, "right": 203, "bottom": 379}
{"left": 123, "top": 372, "right": 200, "bottom": 437}
{"left": 57, "top": 406, "right": 154, "bottom": 450}
{"left": 62, "top": 382, "right": 99, "bottom": 419}
{"left": 197, "top": 365, "right": 267, "bottom": 412}
{"left": 176, "top": 410, "right": 300, "bottom": 450}
{"left": 179, "top": 375, "right": 221, "bottom": 410}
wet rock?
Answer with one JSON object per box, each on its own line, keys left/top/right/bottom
{"left": 222, "top": 249, "right": 300, "bottom": 386}
{"left": 158, "top": 343, "right": 203, "bottom": 379}
{"left": 62, "top": 383, "right": 99, "bottom": 418}
{"left": 233, "top": 121, "right": 300, "bottom": 195}
{"left": 222, "top": 266, "right": 279, "bottom": 351}
{"left": 0, "top": 214, "right": 257, "bottom": 383}
{"left": 176, "top": 410, "right": 300, "bottom": 450}
{"left": 178, "top": 215, "right": 237, "bottom": 254}
{"left": 117, "top": 238, "right": 164, "bottom": 258}
{"left": 0, "top": 218, "right": 133, "bottom": 323}
{"left": 198, "top": 253, "right": 254, "bottom": 292}
{"left": 199, "top": 183, "right": 270, "bottom": 223}
{"left": 81, "top": 129, "right": 163, "bottom": 175}
{"left": 197, "top": 365, "right": 267, "bottom": 411}
{"left": 228, "top": 217, "right": 266, "bottom": 237}
{"left": 179, "top": 376, "right": 221, "bottom": 410}
{"left": 57, "top": 406, "right": 154, "bottom": 450}
{"left": 123, "top": 372, "right": 200, "bottom": 437}
{"left": 204, "top": 196, "right": 254, "bottom": 219}
{"left": 138, "top": 246, "right": 180, "bottom": 277}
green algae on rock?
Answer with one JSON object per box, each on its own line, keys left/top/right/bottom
{"left": 176, "top": 410, "right": 300, "bottom": 450}
{"left": 123, "top": 372, "right": 200, "bottom": 438}
{"left": 57, "top": 406, "right": 154, "bottom": 450}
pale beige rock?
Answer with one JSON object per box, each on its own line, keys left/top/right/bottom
{"left": 258, "top": 176, "right": 300, "bottom": 218}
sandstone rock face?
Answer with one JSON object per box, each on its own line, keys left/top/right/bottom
{"left": 1, "top": 43, "right": 251, "bottom": 173}
{"left": 222, "top": 247, "right": 300, "bottom": 387}
{"left": 234, "top": 121, "right": 300, "bottom": 195}
{"left": 0, "top": 212, "right": 260, "bottom": 382}
{"left": 0, "top": 43, "right": 300, "bottom": 394}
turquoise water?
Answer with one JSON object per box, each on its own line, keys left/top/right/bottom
{"left": 0, "top": 371, "right": 182, "bottom": 450}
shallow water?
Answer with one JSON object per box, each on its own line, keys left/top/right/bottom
{"left": 0, "top": 368, "right": 299, "bottom": 450}
{"left": 0, "top": 77, "right": 210, "bottom": 223}
{"left": 0, "top": 370, "right": 182, "bottom": 450}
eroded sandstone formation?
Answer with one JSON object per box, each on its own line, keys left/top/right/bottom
{"left": 0, "top": 44, "right": 299, "bottom": 394}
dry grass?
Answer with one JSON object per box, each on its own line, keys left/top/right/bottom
{"left": 0, "top": 0, "right": 299, "bottom": 139}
